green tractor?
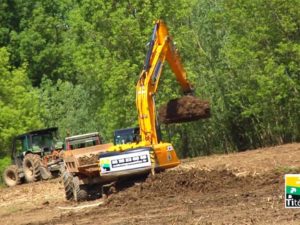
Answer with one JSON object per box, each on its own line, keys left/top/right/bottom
{"left": 2, "top": 127, "right": 64, "bottom": 187}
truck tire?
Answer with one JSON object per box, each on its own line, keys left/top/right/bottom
{"left": 23, "top": 154, "right": 41, "bottom": 182}
{"left": 62, "top": 171, "right": 74, "bottom": 200}
{"left": 62, "top": 170, "right": 74, "bottom": 200}
{"left": 62, "top": 170, "right": 88, "bottom": 202}
{"left": 73, "top": 176, "right": 88, "bottom": 202}
{"left": 2, "top": 165, "right": 21, "bottom": 187}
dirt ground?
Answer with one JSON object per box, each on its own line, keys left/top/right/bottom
{"left": 1, "top": 143, "right": 300, "bottom": 225}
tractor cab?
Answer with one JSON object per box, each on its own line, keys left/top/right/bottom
{"left": 113, "top": 127, "right": 140, "bottom": 145}
{"left": 12, "top": 127, "right": 62, "bottom": 166}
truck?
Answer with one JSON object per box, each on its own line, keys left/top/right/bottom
{"left": 62, "top": 20, "right": 210, "bottom": 201}
{"left": 62, "top": 132, "right": 112, "bottom": 201}
{"left": 2, "top": 127, "right": 64, "bottom": 187}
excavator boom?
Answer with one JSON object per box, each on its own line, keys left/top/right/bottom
{"left": 136, "top": 20, "right": 209, "bottom": 145}
{"left": 142, "top": 20, "right": 193, "bottom": 94}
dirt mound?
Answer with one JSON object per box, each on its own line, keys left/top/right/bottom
{"left": 78, "top": 154, "right": 99, "bottom": 165}
{"left": 107, "top": 168, "right": 267, "bottom": 207}
{"left": 158, "top": 96, "right": 210, "bottom": 124}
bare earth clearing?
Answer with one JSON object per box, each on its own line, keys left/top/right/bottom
{"left": 0, "top": 143, "right": 300, "bottom": 225}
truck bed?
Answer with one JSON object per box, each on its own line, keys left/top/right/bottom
{"left": 63, "top": 143, "right": 113, "bottom": 175}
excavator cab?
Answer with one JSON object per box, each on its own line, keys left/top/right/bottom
{"left": 114, "top": 127, "right": 140, "bottom": 145}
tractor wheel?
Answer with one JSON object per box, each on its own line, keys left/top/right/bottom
{"left": 2, "top": 165, "right": 21, "bottom": 187}
{"left": 62, "top": 170, "right": 74, "bottom": 200}
{"left": 73, "top": 176, "right": 88, "bottom": 202}
{"left": 23, "top": 154, "right": 41, "bottom": 182}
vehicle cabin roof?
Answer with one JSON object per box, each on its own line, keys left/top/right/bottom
{"left": 15, "top": 127, "right": 58, "bottom": 139}
{"left": 114, "top": 127, "right": 139, "bottom": 133}
{"left": 65, "top": 132, "right": 99, "bottom": 141}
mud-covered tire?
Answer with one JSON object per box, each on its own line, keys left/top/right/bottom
{"left": 3, "top": 165, "right": 21, "bottom": 187}
{"left": 62, "top": 170, "right": 88, "bottom": 202}
{"left": 23, "top": 154, "right": 41, "bottom": 183}
{"left": 73, "top": 176, "right": 88, "bottom": 202}
{"left": 62, "top": 170, "right": 74, "bottom": 200}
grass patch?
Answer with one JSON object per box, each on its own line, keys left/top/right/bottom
{"left": 275, "top": 166, "right": 300, "bottom": 174}
{"left": 2, "top": 206, "right": 21, "bottom": 214}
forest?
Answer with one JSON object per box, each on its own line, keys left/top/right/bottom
{"left": 0, "top": 0, "right": 299, "bottom": 174}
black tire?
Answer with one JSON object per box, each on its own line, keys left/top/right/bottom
{"left": 23, "top": 154, "right": 41, "bottom": 182}
{"left": 62, "top": 170, "right": 74, "bottom": 200}
{"left": 73, "top": 176, "right": 88, "bottom": 202}
{"left": 3, "top": 165, "right": 21, "bottom": 187}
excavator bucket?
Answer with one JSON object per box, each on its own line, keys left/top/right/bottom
{"left": 158, "top": 96, "right": 210, "bottom": 124}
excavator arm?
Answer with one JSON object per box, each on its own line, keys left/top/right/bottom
{"left": 136, "top": 20, "right": 193, "bottom": 145}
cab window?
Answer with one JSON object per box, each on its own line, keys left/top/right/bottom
{"left": 15, "top": 137, "right": 26, "bottom": 154}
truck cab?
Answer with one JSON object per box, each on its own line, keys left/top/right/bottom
{"left": 65, "top": 132, "right": 102, "bottom": 150}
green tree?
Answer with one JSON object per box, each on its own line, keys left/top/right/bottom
{"left": 39, "top": 78, "right": 98, "bottom": 139}
{"left": 0, "top": 47, "right": 42, "bottom": 155}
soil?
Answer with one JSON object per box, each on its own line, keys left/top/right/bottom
{"left": 0, "top": 143, "right": 300, "bottom": 225}
{"left": 78, "top": 154, "right": 99, "bottom": 165}
{"left": 158, "top": 96, "right": 210, "bottom": 124}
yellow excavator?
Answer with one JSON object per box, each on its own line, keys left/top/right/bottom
{"left": 98, "top": 20, "right": 209, "bottom": 177}
{"left": 62, "top": 20, "right": 209, "bottom": 201}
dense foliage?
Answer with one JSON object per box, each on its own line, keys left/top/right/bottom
{"left": 0, "top": 0, "right": 299, "bottom": 163}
